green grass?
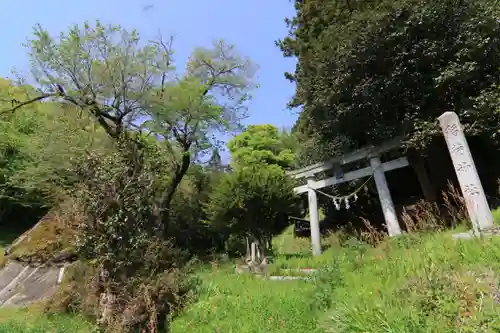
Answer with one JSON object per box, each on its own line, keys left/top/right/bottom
{"left": 0, "top": 231, "right": 497, "bottom": 333}
{"left": 0, "top": 210, "right": 499, "bottom": 333}
{"left": 172, "top": 227, "right": 500, "bottom": 333}
{"left": 319, "top": 232, "right": 500, "bottom": 332}
{"left": 492, "top": 207, "right": 500, "bottom": 223}
{"left": 171, "top": 266, "right": 322, "bottom": 333}
{"left": 0, "top": 307, "right": 95, "bottom": 333}
{"left": 272, "top": 225, "right": 311, "bottom": 256}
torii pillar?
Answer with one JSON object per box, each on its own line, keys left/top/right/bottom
{"left": 370, "top": 157, "right": 402, "bottom": 236}
{"left": 307, "top": 177, "right": 322, "bottom": 256}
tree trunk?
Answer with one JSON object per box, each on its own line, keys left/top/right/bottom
{"left": 98, "top": 291, "right": 116, "bottom": 327}
{"left": 245, "top": 237, "right": 251, "bottom": 261}
{"left": 159, "top": 151, "right": 191, "bottom": 237}
{"left": 408, "top": 149, "right": 437, "bottom": 202}
{"left": 265, "top": 235, "right": 272, "bottom": 254}
{"left": 98, "top": 268, "right": 115, "bottom": 328}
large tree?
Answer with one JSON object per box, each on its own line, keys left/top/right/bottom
{"left": 278, "top": 0, "right": 500, "bottom": 160}
{"left": 205, "top": 124, "right": 300, "bottom": 254}
{"left": 205, "top": 166, "right": 298, "bottom": 253}
{"left": 3, "top": 21, "right": 256, "bottom": 233}
{"left": 0, "top": 21, "right": 257, "bottom": 332}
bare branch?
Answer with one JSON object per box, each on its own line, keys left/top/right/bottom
{"left": 0, "top": 93, "right": 57, "bottom": 115}
{"left": 153, "top": 32, "right": 175, "bottom": 95}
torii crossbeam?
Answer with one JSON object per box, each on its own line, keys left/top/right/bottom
{"left": 286, "top": 138, "right": 409, "bottom": 256}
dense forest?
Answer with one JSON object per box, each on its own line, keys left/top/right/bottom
{"left": 278, "top": 0, "right": 500, "bottom": 231}
{"left": 0, "top": 0, "right": 499, "bottom": 331}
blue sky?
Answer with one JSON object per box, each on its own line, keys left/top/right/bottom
{"left": 0, "top": 0, "right": 299, "bottom": 131}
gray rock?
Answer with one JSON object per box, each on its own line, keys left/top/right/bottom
{"left": 452, "top": 231, "right": 476, "bottom": 240}
{"left": 0, "top": 261, "right": 62, "bottom": 308}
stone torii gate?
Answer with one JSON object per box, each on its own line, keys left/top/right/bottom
{"left": 286, "top": 138, "right": 409, "bottom": 256}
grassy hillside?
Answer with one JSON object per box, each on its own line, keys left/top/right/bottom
{"left": 0, "top": 306, "right": 94, "bottom": 333}
{"left": 0, "top": 209, "right": 498, "bottom": 332}
{"left": 172, "top": 225, "right": 500, "bottom": 332}
{"left": 320, "top": 233, "right": 500, "bottom": 332}
{"left": 171, "top": 267, "right": 321, "bottom": 332}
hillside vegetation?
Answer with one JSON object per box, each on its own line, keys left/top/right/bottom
{"left": 0, "top": 0, "right": 499, "bottom": 332}
{"left": 0, "top": 213, "right": 499, "bottom": 332}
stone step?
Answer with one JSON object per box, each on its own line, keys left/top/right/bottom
{"left": 280, "top": 268, "right": 317, "bottom": 274}
{"left": 268, "top": 276, "right": 310, "bottom": 281}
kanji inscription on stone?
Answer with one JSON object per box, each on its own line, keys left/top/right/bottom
{"left": 450, "top": 143, "right": 465, "bottom": 156}
{"left": 463, "top": 184, "right": 480, "bottom": 196}
{"left": 456, "top": 161, "right": 472, "bottom": 174}
{"left": 438, "top": 111, "right": 494, "bottom": 230}
{"left": 444, "top": 123, "right": 459, "bottom": 136}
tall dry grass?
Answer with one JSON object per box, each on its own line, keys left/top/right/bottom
{"left": 401, "top": 181, "right": 468, "bottom": 232}
{"left": 352, "top": 182, "right": 469, "bottom": 247}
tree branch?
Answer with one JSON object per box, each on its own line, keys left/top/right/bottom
{"left": 0, "top": 93, "right": 57, "bottom": 115}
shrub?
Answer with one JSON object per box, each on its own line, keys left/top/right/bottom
{"left": 204, "top": 166, "right": 300, "bottom": 253}
{"left": 49, "top": 138, "right": 197, "bottom": 333}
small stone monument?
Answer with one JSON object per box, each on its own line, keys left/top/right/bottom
{"left": 438, "top": 111, "right": 494, "bottom": 231}
{"left": 235, "top": 240, "right": 268, "bottom": 275}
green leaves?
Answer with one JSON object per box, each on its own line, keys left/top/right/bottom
{"left": 0, "top": 18, "right": 264, "bottom": 333}
{"left": 280, "top": 0, "right": 500, "bottom": 151}
{"left": 21, "top": 20, "right": 257, "bottom": 164}
{"left": 204, "top": 124, "right": 300, "bottom": 245}
{"left": 147, "top": 39, "right": 257, "bottom": 161}
{"left": 26, "top": 21, "right": 176, "bottom": 137}
{"left": 17, "top": 20, "right": 258, "bottom": 220}
{"left": 0, "top": 78, "right": 110, "bottom": 207}
{"left": 204, "top": 166, "right": 299, "bottom": 241}
{"left": 227, "top": 124, "right": 296, "bottom": 170}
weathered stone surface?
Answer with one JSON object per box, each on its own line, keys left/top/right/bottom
{"left": 482, "top": 226, "right": 500, "bottom": 236}
{"left": 452, "top": 226, "right": 500, "bottom": 240}
{"left": 0, "top": 261, "right": 62, "bottom": 308}
{"left": 452, "top": 231, "right": 476, "bottom": 240}
{"left": 438, "top": 111, "right": 494, "bottom": 231}
{"left": 268, "top": 276, "right": 310, "bottom": 281}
